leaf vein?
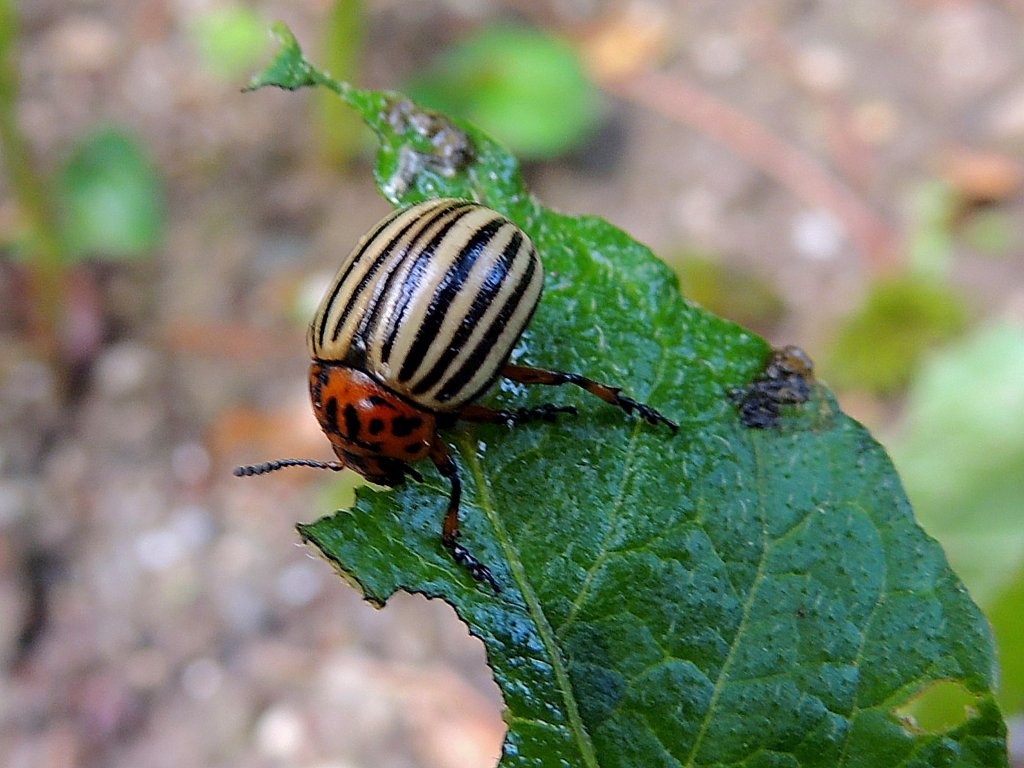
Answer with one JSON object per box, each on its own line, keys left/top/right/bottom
{"left": 457, "top": 434, "right": 600, "bottom": 768}
{"left": 682, "top": 432, "right": 773, "bottom": 767}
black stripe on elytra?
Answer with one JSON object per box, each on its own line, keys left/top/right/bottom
{"left": 380, "top": 209, "right": 494, "bottom": 366}
{"left": 408, "top": 228, "right": 524, "bottom": 394}
{"left": 323, "top": 210, "right": 420, "bottom": 347}
{"left": 354, "top": 203, "right": 474, "bottom": 350}
{"left": 394, "top": 218, "right": 507, "bottom": 381}
{"left": 315, "top": 206, "right": 405, "bottom": 351}
{"left": 436, "top": 251, "right": 539, "bottom": 403}
{"left": 328, "top": 201, "right": 466, "bottom": 346}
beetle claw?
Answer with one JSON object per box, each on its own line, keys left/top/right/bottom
{"left": 446, "top": 538, "right": 501, "bottom": 592}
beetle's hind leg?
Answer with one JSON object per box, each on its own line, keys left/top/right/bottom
{"left": 429, "top": 441, "right": 500, "bottom": 592}
{"left": 501, "top": 363, "right": 678, "bottom": 432}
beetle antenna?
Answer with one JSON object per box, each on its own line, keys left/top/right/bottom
{"left": 233, "top": 459, "right": 346, "bottom": 477}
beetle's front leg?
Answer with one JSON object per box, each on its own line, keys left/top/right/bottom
{"left": 429, "top": 441, "right": 500, "bottom": 592}
{"left": 459, "top": 403, "right": 577, "bottom": 427}
{"left": 501, "top": 363, "right": 678, "bottom": 431}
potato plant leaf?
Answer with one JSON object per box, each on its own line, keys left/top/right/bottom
{"left": 249, "top": 25, "right": 1008, "bottom": 768}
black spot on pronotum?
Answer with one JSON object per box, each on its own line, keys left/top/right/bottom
{"left": 368, "top": 418, "right": 385, "bottom": 435}
{"left": 324, "top": 397, "right": 339, "bottom": 433}
{"left": 343, "top": 403, "right": 361, "bottom": 439}
{"left": 391, "top": 415, "right": 424, "bottom": 437}
{"left": 368, "top": 395, "right": 397, "bottom": 409}
{"left": 405, "top": 442, "right": 424, "bottom": 455}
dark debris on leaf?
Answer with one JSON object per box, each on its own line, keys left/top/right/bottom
{"left": 730, "top": 345, "right": 815, "bottom": 429}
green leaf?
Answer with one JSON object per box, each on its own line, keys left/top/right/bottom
{"left": 249, "top": 27, "right": 1008, "bottom": 767}
{"left": 56, "top": 127, "right": 164, "bottom": 261}
{"left": 405, "top": 24, "right": 603, "bottom": 159}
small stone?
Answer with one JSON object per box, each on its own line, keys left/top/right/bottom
{"left": 256, "top": 704, "right": 307, "bottom": 759}
{"left": 791, "top": 209, "right": 845, "bottom": 260}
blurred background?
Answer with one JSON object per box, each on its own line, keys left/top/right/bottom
{"left": 1, "top": 1, "right": 1022, "bottom": 766}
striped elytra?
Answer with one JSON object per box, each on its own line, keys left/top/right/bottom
{"left": 308, "top": 198, "right": 543, "bottom": 412}
{"left": 236, "top": 198, "right": 677, "bottom": 592}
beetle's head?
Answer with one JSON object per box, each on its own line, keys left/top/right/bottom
{"left": 233, "top": 362, "right": 435, "bottom": 487}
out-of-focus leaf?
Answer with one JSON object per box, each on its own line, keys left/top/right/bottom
{"left": 825, "top": 277, "right": 969, "bottom": 394}
{"left": 891, "top": 321, "right": 1024, "bottom": 604}
{"left": 963, "top": 210, "right": 1014, "bottom": 256}
{"left": 57, "top": 128, "right": 164, "bottom": 261}
{"left": 191, "top": 5, "right": 270, "bottom": 80}
{"left": 406, "top": 24, "right": 603, "bottom": 159}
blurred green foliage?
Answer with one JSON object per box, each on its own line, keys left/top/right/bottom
{"left": 57, "top": 128, "right": 164, "bottom": 261}
{"left": 908, "top": 179, "right": 1015, "bottom": 271}
{"left": 962, "top": 208, "right": 1015, "bottom": 256}
{"left": 191, "top": 5, "right": 270, "bottom": 80}
{"left": 824, "top": 276, "right": 969, "bottom": 394}
{"left": 891, "top": 321, "right": 1024, "bottom": 715}
{"left": 406, "top": 24, "right": 603, "bottom": 159}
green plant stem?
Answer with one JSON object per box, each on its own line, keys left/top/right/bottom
{"left": 0, "top": 0, "right": 66, "bottom": 359}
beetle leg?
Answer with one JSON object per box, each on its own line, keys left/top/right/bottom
{"left": 429, "top": 441, "right": 500, "bottom": 592}
{"left": 501, "top": 363, "right": 678, "bottom": 432}
{"left": 459, "top": 403, "right": 577, "bottom": 427}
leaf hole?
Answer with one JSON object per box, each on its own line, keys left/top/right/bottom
{"left": 893, "top": 679, "right": 979, "bottom": 734}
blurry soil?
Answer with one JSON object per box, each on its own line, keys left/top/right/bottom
{"left": 2, "top": 1, "right": 1023, "bottom": 766}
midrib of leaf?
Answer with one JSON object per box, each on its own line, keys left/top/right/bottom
{"left": 456, "top": 431, "right": 600, "bottom": 768}
{"left": 683, "top": 434, "right": 771, "bottom": 768}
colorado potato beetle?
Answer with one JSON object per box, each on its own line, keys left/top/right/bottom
{"left": 235, "top": 198, "right": 676, "bottom": 590}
